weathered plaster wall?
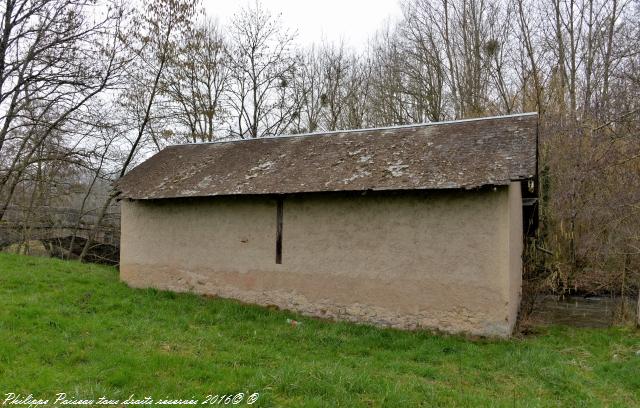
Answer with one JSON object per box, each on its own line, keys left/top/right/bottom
{"left": 120, "top": 187, "right": 523, "bottom": 337}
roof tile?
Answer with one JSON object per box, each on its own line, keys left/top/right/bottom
{"left": 115, "top": 113, "right": 537, "bottom": 199}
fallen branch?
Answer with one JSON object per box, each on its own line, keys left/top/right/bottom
{"left": 536, "top": 246, "right": 553, "bottom": 255}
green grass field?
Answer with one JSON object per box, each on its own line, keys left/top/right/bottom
{"left": 0, "top": 253, "right": 638, "bottom": 407}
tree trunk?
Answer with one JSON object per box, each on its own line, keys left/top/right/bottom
{"left": 79, "top": 192, "right": 116, "bottom": 262}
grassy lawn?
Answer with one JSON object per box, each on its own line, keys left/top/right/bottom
{"left": 0, "top": 253, "right": 638, "bottom": 407}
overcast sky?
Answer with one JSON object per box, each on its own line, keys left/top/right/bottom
{"left": 201, "top": 0, "right": 403, "bottom": 48}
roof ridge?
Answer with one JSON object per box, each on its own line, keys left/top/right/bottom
{"left": 170, "top": 112, "right": 538, "bottom": 148}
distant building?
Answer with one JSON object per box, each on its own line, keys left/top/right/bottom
{"left": 115, "top": 113, "right": 538, "bottom": 337}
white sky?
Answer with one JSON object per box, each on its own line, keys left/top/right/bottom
{"left": 201, "top": 0, "right": 403, "bottom": 48}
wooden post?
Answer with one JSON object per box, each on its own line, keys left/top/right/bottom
{"left": 275, "top": 198, "right": 283, "bottom": 264}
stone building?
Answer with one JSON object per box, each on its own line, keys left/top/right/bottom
{"left": 115, "top": 113, "right": 538, "bottom": 337}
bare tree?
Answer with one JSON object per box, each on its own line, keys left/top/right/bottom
{"left": 163, "top": 19, "right": 230, "bottom": 143}
{"left": 80, "top": 0, "right": 199, "bottom": 260}
{"left": 289, "top": 45, "right": 323, "bottom": 133}
{"left": 0, "top": 0, "right": 127, "bottom": 221}
{"left": 227, "top": 1, "right": 298, "bottom": 138}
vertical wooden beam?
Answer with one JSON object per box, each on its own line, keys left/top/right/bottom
{"left": 275, "top": 198, "right": 283, "bottom": 264}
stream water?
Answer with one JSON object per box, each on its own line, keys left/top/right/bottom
{"left": 529, "top": 295, "right": 637, "bottom": 327}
